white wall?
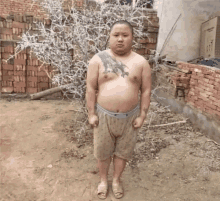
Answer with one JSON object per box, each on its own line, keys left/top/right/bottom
{"left": 153, "top": 0, "right": 220, "bottom": 61}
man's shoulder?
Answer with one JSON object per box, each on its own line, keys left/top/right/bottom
{"left": 90, "top": 51, "right": 106, "bottom": 63}
{"left": 132, "top": 51, "right": 149, "bottom": 64}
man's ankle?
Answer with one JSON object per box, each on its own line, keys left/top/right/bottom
{"left": 112, "top": 177, "right": 120, "bottom": 183}
{"left": 100, "top": 178, "right": 108, "bottom": 184}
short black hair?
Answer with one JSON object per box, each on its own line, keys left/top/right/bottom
{"left": 110, "top": 20, "right": 133, "bottom": 36}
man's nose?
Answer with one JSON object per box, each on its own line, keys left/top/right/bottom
{"left": 118, "top": 36, "right": 123, "bottom": 41}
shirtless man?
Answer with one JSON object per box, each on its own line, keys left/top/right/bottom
{"left": 86, "top": 20, "right": 151, "bottom": 199}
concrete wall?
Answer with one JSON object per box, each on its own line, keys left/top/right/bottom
{"left": 153, "top": 0, "right": 220, "bottom": 61}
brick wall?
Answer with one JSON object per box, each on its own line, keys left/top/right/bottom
{"left": 0, "top": 0, "right": 49, "bottom": 20}
{"left": 0, "top": 14, "right": 56, "bottom": 94}
{"left": 153, "top": 62, "right": 220, "bottom": 119}
{"left": 0, "top": 0, "right": 85, "bottom": 20}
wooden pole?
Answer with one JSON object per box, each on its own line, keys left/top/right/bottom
{"left": 30, "top": 83, "right": 73, "bottom": 100}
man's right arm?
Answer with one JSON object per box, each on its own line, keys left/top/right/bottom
{"left": 86, "top": 55, "right": 99, "bottom": 117}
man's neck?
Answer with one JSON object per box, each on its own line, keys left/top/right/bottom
{"left": 110, "top": 49, "right": 132, "bottom": 59}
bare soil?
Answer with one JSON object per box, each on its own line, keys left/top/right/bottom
{"left": 1, "top": 97, "right": 220, "bottom": 201}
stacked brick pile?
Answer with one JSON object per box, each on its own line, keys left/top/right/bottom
{"left": 155, "top": 62, "right": 220, "bottom": 119}
{"left": 177, "top": 62, "right": 220, "bottom": 118}
{"left": 135, "top": 10, "right": 159, "bottom": 60}
{"left": 170, "top": 69, "right": 191, "bottom": 99}
{"left": 0, "top": 14, "right": 54, "bottom": 94}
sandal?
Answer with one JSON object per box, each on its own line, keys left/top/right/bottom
{"left": 112, "top": 182, "right": 124, "bottom": 199}
{"left": 97, "top": 182, "right": 108, "bottom": 199}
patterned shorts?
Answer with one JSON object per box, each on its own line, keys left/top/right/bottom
{"left": 93, "top": 102, "right": 141, "bottom": 161}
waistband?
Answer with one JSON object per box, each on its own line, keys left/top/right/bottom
{"left": 95, "top": 102, "right": 140, "bottom": 119}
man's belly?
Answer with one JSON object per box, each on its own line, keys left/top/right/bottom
{"left": 97, "top": 82, "right": 140, "bottom": 113}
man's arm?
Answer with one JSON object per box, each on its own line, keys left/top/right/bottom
{"left": 139, "top": 60, "right": 152, "bottom": 119}
{"left": 86, "top": 55, "right": 99, "bottom": 116}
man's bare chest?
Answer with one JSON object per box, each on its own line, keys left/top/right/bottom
{"left": 98, "top": 61, "right": 142, "bottom": 86}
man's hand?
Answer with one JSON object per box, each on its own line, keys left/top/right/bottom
{"left": 133, "top": 116, "right": 145, "bottom": 128}
{"left": 88, "top": 114, "right": 99, "bottom": 128}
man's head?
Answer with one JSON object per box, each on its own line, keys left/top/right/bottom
{"left": 109, "top": 20, "right": 133, "bottom": 56}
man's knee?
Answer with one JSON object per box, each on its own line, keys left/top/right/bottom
{"left": 98, "top": 156, "right": 112, "bottom": 162}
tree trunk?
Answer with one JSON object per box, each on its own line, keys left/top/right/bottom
{"left": 30, "top": 83, "right": 73, "bottom": 100}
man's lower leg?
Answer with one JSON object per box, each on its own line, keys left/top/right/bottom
{"left": 97, "top": 156, "right": 112, "bottom": 183}
{"left": 113, "top": 155, "right": 126, "bottom": 183}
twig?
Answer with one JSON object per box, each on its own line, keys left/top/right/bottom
{"left": 159, "top": 64, "right": 186, "bottom": 73}
{"left": 146, "top": 120, "right": 188, "bottom": 128}
{"left": 160, "top": 13, "right": 182, "bottom": 55}
{"left": 204, "top": 140, "right": 220, "bottom": 148}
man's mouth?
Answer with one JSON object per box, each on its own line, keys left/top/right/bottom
{"left": 117, "top": 44, "right": 124, "bottom": 47}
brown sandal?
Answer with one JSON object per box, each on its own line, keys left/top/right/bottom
{"left": 112, "top": 182, "right": 124, "bottom": 199}
{"left": 97, "top": 182, "right": 108, "bottom": 199}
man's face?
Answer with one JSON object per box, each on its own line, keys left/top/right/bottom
{"left": 109, "top": 24, "right": 133, "bottom": 55}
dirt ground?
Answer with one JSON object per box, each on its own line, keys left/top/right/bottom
{"left": 1, "top": 97, "right": 220, "bottom": 201}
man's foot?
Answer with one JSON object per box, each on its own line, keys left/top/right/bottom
{"left": 97, "top": 181, "right": 108, "bottom": 200}
{"left": 112, "top": 179, "right": 124, "bottom": 199}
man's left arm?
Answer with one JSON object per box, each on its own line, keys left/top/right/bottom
{"left": 139, "top": 60, "right": 152, "bottom": 120}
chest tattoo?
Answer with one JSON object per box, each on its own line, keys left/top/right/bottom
{"left": 97, "top": 51, "right": 129, "bottom": 78}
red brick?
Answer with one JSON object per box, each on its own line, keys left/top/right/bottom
{"left": 209, "top": 96, "right": 218, "bottom": 102}
{"left": 214, "top": 86, "right": 220, "bottom": 91}
{"left": 27, "top": 66, "right": 38, "bottom": 71}
{"left": 14, "top": 59, "right": 26, "bottom": 65}
{"left": 15, "top": 65, "right": 25, "bottom": 71}
{"left": 212, "top": 99, "right": 220, "bottom": 107}
{"left": 190, "top": 75, "right": 199, "bottom": 80}
{"left": 1, "top": 87, "right": 13, "bottom": 93}
{"left": 204, "top": 74, "right": 215, "bottom": 80}
{"left": 1, "top": 81, "right": 7, "bottom": 87}
{"left": 27, "top": 88, "right": 38, "bottom": 93}
{"left": 27, "top": 82, "right": 37, "bottom": 88}
{"left": 213, "top": 93, "right": 220, "bottom": 100}
{"left": 4, "top": 46, "right": 14, "bottom": 53}
{"left": 14, "top": 87, "right": 25, "bottom": 93}
{"left": 12, "top": 21, "right": 24, "bottom": 29}
{"left": 196, "top": 85, "right": 206, "bottom": 92}
{"left": 38, "top": 82, "right": 48, "bottom": 88}
{"left": 213, "top": 110, "right": 220, "bottom": 117}
{"left": 14, "top": 82, "right": 26, "bottom": 87}
{"left": 215, "top": 74, "right": 220, "bottom": 78}
{"left": 209, "top": 80, "right": 215, "bottom": 85}
{"left": 204, "top": 102, "right": 217, "bottom": 110}
{"left": 38, "top": 77, "right": 49, "bottom": 82}
{"left": 0, "top": 28, "right": 12, "bottom": 35}
{"left": 146, "top": 43, "right": 156, "bottom": 50}
{"left": 2, "top": 70, "right": 9, "bottom": 76}
{"left": 14, "top": 71, "right": 25, "bottom": 76}
{"left": 204, "top": 107, "right": 215, "bottom": 115}
{"left": 200, "top": 92, "right": 209, "bottom": 98}
{"left": 136, "top": 48, "right": 145, "bottom": 55}
{"left": 2, "top": 53, "right": 11, "bottom": 59}
{"left": 13, "top": 35, "right": 22, "bottom": 40}
{"left": 2, "top": 75, "right": 13, "bottom": 81}
{"left": 2, "top": 64, "right": 13, "bottom": 70}
{"left": 19, "top": 76, "right": 26, "bottom": 82}
{"left": 38, "top": 71, "right": 47, "bottom": 76}
{"left": 27, "top": 77, "right": 37, "bottom": 82}
{"left": 200, "top": 77, "right": 209, "bottom": 83}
